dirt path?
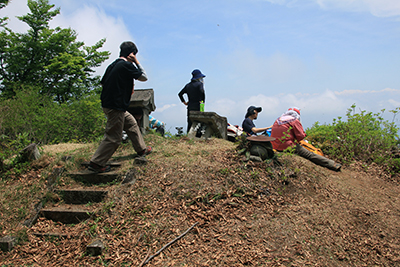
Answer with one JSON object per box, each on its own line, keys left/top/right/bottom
{"left": 280, "top": 160, "right": 400, "bottom": 266}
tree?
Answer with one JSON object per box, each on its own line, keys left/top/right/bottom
{"left": 0, "top": 0, "right": 9, "bottom": 27}
{"left": 0, "top": 0, "right": 110, "bottom": 102}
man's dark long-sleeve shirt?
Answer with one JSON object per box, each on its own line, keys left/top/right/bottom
{"left": 100, "top": 58, "right": 143, "bottom": 111}
{"left": 178, "top": 80, "right": 205, "bottom": 111}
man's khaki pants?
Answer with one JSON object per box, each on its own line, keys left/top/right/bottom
{"left": 91, "top": 108, "right": 146, "bottom": 167}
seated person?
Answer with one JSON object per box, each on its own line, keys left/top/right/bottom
{"left": 270, "top": 107, "right": 341, "bottom": 171}
{"left": 242, "top": 106, "right": 272, "bottom": 136}
{"left": 149, "top": 114, "right": 165, "bottom": 136}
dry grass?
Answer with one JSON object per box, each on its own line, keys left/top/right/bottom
{"left": 41, "top": 143, "right": 93, "bottom": 155}
{"left": 1, "top": 134, "right": 400, "bottom": 266}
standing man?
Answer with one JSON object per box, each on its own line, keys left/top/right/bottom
{"left": 242, "top": 106, "right": 272, "bottom": 136}
{"left": 88, "top": 41, "right": 152, "bottom": 173}
{"left": 178, "top": 69, "right": 206, "bottom": 133}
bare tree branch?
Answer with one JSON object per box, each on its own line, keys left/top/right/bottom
{"left": 142, "top": 222, "right": 198, "bottom": 266}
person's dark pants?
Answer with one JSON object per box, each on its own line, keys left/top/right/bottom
{"left": 295, "top": 144, "right": 338, "bottom": 170}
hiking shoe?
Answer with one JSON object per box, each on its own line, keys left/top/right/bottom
{"left": 331, "top": 163, "right": 341, "bottom": 172}
{"left": 138, "top": 146, "right": 152, "bottom": 156}
{"left": 88, "top": 162, "right": 111, "bottom": 173}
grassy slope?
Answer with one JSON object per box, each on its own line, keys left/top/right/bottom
{"left": 1, "top": 134, "right": 400, "bottom": 266}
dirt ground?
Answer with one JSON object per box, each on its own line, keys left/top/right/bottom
{"left": 1, "top": 136, "right": 400, "bottom": 266}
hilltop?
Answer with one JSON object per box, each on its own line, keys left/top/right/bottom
{"left": 0, "top": 135, "right": 399, "bottom": 266}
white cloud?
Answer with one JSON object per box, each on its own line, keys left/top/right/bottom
{"left": 215, "top": 49, "right": 306, "bottom": 90}
{"left": 130, "top": 85, "right": 400, "bottom": 133}
{"left": 263, "top": 0, "right": 400, "bottom": 17}
{"left": 243, "top": 94, "right": 281, "bottom": 113}
{"left": 334, "top": 88, "right": 400, "bottom": 95}
{"left": 388, "top": 99, "right": 400, "bottom": 108}
{"left": 315, "top": 0, "right": 400, "bottom": 17}
{"left": 207, "top": 98, "right": 249, "bottom": 123}
{"left": 0, "top": 0, "right": 30, "bottom": 32}
{"left": 52, "top": 5, "right": 133, "bottom": 76}
{"left": 156, "top": 104, "right": 177, "bottom": 112}
{"left": 0, "top": 1, "right": 132, "bottom": 76}
{"left": 54, "top": 6, "right": 130, "bottom": 46}
{"left": 224, "top": 89, "right": 349, "bottom": 127}
{"left": 151, "top": 103, "right": 187, "bottom": 133}
{"left": 263, "top": 0, "right": 287, "bottom": 4}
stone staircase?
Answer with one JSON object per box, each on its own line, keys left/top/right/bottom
{"left": 40, "top": 188, "right": 109, "bottom": 224}
{"left": 0, "top": 160, "right": 134, "bottom": 255}
{"left": 40, "top": 162, "right": 121, "bottom": 225}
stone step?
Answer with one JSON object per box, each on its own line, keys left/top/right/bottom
{"left": 32, "top": 232, "right": 70, "bottom": 239}
{"left": 80, "top": 161, "right": 121, "bottom": 167}
{"left": 69, "top": 170, "right": 120, "bottom": 184}
{"left": 40, "top": 205, "right": 94, "bottom": 224}
{"left": 56, "top": 188, "right": 108, "bottom": 204}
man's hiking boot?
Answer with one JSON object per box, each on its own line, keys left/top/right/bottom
{"left": 88, "top": 162, "right": 111, "bottom": 173}
{"left": 138, "top": 146, "right": 152, "bottom": 156}
{"left": 330, "top": 163, "right": 341, "bottom": 172}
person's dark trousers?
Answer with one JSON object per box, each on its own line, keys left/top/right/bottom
{"left": 295, "top": 144, "right": 338, "bottom": 170}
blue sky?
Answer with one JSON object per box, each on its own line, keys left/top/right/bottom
{"left": 1, "top": 0, "right": 400, "bottom": 133}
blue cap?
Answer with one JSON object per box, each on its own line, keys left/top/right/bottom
{"left": 191, "top": 69, "right": 206, "bottom": 80}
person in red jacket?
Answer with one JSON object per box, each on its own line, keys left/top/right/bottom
{"left": 271, "top": 107, "right": 341, "bottom": 171}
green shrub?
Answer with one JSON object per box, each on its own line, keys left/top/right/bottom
{"left": 306, "top": 104, "right": 400, "bottom": 174}
{"left": 0, "top": 85, "right": 105, "bottom": 144}
{"left": 0, "top": 132, "right": 32, "bottom": 173}
{"left": 52, "top": 94, "right": 106, "bottom": 143}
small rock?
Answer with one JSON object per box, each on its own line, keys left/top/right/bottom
{"left": 61, "top": 155, "right": 72, "bottom": 161}
{"left": 249, "top": 155, "right": 263, "bottom": 162}
{"left": 122, "top": 169, "right": 136, "bottom": 185}
{"left": 134, "top": 156, "right": 148, "bottom": 165}
{"left": 19, "top": 143, "right": 41, "bottom": 162}
{"left": 0, "top": 236, "right": 17, "bottom": 252}
{"left": 86, "top": 239, "right": 105, "bottom": 256}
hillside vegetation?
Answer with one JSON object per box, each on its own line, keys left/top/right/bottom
{"left": 0, "top": 132, "right": 400, "bottom": 266}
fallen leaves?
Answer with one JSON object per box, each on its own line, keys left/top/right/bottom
{"left": 1, "top": 137, "right": 400, "bottom": 266}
